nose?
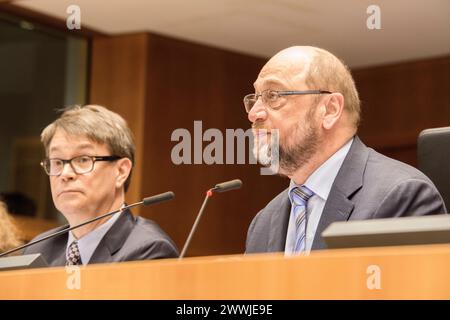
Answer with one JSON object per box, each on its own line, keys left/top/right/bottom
{"left": 59, "top": 162, "right": 76, "bottom": 181}
{"left": 248, "top": 99, "right": 268, "bottom": 123}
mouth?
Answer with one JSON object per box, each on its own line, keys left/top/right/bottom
{"left": 58, "top": 190, "right": 82, "bottom": 197}
{"left": 252, "top": 128, "right": 273, "bottom": 145}
{"left": 252, "top": 128, "right": 271, "bottom": 136}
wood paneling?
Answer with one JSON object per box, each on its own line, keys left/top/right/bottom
{"left": 141, "top": 34, "right": 283, "bottom": 256}
{"left": 353, "top": 55, "right": 450, "bottom": 166}
{"left": 89, "top": 34, "right": 148, "bottom": 213}
{"left": 89, "top": 33, "right": 287, "bottom": 256}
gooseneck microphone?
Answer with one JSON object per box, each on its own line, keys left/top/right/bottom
{"left": 213, "top": 179, "right": 243, "bottom": 193}
{"left": 0, "top": 191, "right": 175, "bottom": 258}
{"left": 179, "top": 179, "right": 242, "bottom": 259}
{"left": 143, "top": 192, "right": 175, "bottom": 206}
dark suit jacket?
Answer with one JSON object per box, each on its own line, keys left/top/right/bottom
{"left": 23, "top": 209, "right": 178, "bottom": 266}
{"left": 246, "top": 136, "right": 447, "bottom": 253}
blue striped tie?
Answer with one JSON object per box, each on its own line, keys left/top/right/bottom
{"left": 290, "top": 186, "right": 314, "bottom": 253}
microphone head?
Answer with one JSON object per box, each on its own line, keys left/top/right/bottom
{"left": 143, "top": 191, "right": 175, "bottom": 206}
{"left": 214, "top": 179, "right": 243, "bottom": 193}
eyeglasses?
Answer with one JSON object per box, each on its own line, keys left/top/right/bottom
{"left": 40, "top": 155, "right": 122, "bottom": 176}
{"left": 243, "top": 89, "right": 332, "bottom": 113}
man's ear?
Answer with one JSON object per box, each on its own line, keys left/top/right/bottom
{"left": 115, "top": 158, "right": 133, "bottom": 189}
{"left": 321, "top": 93, "right": 344, "bottom": 130}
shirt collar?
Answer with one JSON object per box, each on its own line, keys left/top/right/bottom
{"left": 288, "top": 137, "right": 354, "bottom": 201}
{"left": 67, "top": 209, "right": 122, "bottom": 264}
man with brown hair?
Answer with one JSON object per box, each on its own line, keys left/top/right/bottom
{"left": 24, "top": 105, "right": 178, "bottom": 266}
{"left": 244, "top": 46, "right": 446, "bottom": 254}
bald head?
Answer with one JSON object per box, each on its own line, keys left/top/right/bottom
{"left": 255, "top": 46, "right": 313, "bottom": 91}
{"left": 257, "top": 46, "right": 361, "bottom": 128}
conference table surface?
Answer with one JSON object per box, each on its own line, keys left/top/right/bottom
{"left": 1, "top": 243, "right": 450, "bottom": 299}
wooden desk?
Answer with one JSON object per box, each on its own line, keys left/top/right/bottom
{"left": 1, "top": 244, "right": 450, "bottom": 299}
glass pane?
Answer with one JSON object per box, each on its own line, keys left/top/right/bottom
{"left": 0, "top": 13, "right": 88, "bottom": 221}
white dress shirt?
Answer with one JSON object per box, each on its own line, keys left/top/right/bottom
{"left": 284, "top": 138, "right": 353, "bottom": 255}
{"left": 66, "top": 211, "right": 121, "bottom": 265}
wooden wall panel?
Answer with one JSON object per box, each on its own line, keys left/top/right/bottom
{"left": 353, "top": 55, "right": 450, "bottom": 166}
{"left": 89, "top": 32, "right": 287, "bottom": 256}
{"left": 89, "top": 34, "right": 148, "bottom": 213}
{"left": 140, "top": 34, "right": 285, "bottom": 256}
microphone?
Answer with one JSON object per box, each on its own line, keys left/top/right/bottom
{"left": 213, "top": 179, "right": 243, "bottom": 193}
{"left": 179, "top": 179, "right": 243, "bottom": 259}
{"left": 143, "top": 191, "right": 175, "bottom": 205}
{"left": 0, "top": 191, "right": 175, "bottom": 258}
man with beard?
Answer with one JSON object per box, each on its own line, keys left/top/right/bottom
{"left": 244, "top": 46, "right": 446, "bottom": 254}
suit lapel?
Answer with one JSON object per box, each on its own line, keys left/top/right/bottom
{"left": 267, "top": 190, "right": 291, "bottom": 252}
{"left": 88, "top": 209, "right": 135, "bottom": 264}
{"left": 44, "top": 227, "right": 69, "bottom": 267}
{"left": 311, "top": 189, "right": 354, "bottom": 249}
{"left": 53, "top": 249, "right": 67, "bottom": 266}
{"left": 312, "top": 136, "right": 369, "bottom": 250}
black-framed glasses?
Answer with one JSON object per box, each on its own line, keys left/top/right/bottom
{"left": 243, "top": 89, "right": 332, "bottom": 113}
{"left": 40, "top": 155, "right": 122, "bottom": 176}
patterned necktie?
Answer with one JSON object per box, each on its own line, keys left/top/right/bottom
{"left": 290, "top": 186, "right": 314, "bottom": 253}
{"left": 66, "top": 241, "right": 82, "bottom": 266}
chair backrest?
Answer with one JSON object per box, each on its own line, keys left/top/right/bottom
{"left": 418, "top": 126, "right": 450, "bottom": 211}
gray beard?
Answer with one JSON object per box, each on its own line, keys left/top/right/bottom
{"left": 253, "top": 105, "right": 320, "bottom": 175}
{"left": 278, "top": 122, "right": 320, "bottom": 176}
{"left": 254, "top": 115, "right": 320, "bottom": 176}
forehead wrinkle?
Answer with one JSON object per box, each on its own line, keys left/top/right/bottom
{"left": 49, "top": 141, "right": 96, "bottom": 154}
{"left": 256, "top": 53, "right": 312, "bottom": 91}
